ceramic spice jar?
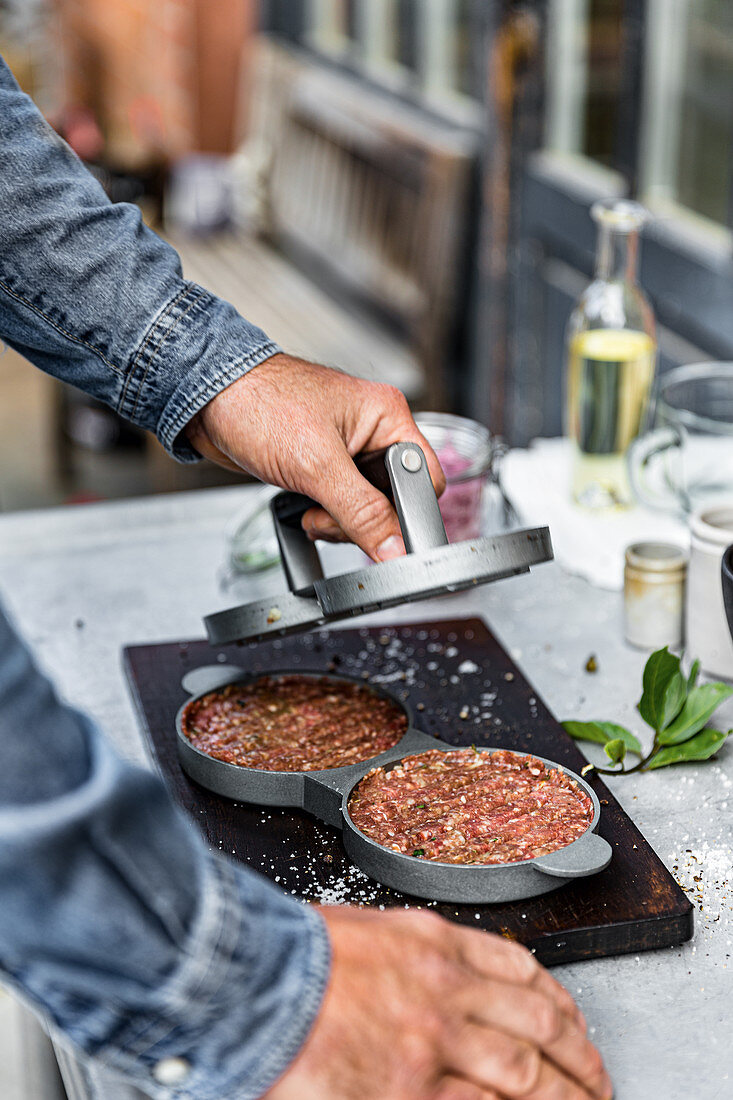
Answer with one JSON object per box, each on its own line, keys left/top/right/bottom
{"left": 686, "top": 504, "right": 733, "bottom": 679}
{"left": 624, "top": 542, "right": 687, "bottom": 650}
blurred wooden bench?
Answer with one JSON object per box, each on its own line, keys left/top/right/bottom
{"left": 262, "top": 51, "right": 476, "bottom": 410}
{"left": 158, "top": 42, "right": 478, "bottom": 492}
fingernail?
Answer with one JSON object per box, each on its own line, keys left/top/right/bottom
{"left": 376, "top": 535, "right": 406, "bottom": 561}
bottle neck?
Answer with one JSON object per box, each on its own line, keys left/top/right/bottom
{"left": 595, "top": 225, "right": 639, "bottom": 283}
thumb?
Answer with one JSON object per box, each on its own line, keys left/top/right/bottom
{"left": 302, "top": 448, "right": 406, "bottom": 563}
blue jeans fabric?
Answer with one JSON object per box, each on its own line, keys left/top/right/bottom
{"left": 0, "top": 54, "right": 331, "bottom": 1098}
{"left": 0, "top": 607, "right": 330, "bottom": 1098}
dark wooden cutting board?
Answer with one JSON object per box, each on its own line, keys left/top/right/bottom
{"left": 123, "top": 617, "right": 693, "bottom": 966}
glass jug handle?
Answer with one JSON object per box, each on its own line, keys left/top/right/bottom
{"left": 627, "top": 427, "right": 684, "bottom": 512}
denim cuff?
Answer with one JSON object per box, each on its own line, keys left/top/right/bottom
{"left": 92, "top": 856, "right": 331, "bottom": 1100}
{"left": 116, "top": 279, "right": 282, "bottom": 463}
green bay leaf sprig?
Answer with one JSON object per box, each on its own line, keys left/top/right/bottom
{"left": 562, "top": 647, "right": 732, "bottom": 775}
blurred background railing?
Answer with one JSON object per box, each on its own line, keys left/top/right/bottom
{"left": 1, "top": 0, "right": 732, "bottom": 511}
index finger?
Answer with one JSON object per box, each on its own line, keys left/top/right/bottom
{"left": 301, "top": 426, "right": 447, "bottom": 549}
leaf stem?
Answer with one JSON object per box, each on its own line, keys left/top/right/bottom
{"left": 585, "top": 735, "right": 662, "bottom": 776}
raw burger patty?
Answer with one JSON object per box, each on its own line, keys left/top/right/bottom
{"left": 348, "top": 748, "right": 593, "bottom": 864}
{"left": 182, "top": 675, "right": 407, "bottom": 771}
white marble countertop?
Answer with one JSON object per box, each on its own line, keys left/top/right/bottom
{"left": 1, "top": 486, "right": 731, "bottom": 1100}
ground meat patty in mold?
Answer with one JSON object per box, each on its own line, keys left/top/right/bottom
{"left": 182, "top": 675, "right": 408, "bottom": 771}
{"left": 348, "top": 748, "right": 593, "bottom": 864}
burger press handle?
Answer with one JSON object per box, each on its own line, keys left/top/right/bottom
{"left": 271, "top": 443, "right": 448, "bottom": 594}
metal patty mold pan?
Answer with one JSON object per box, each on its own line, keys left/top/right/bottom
{"left": 176, "top": 665, "right": 611, "bottom": 904}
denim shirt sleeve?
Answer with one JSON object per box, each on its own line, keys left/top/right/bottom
{"left": 0, "top": 602, "right": 330, "bottom": 1099}
{"left": 0, "top": 55, "right": 281, "bottom": 461}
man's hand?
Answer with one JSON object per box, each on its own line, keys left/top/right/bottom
{"left": 185, "top": 354, "right": 445, "bottom": 562}
{"left": 265, "top": 908, "right": 611, "bottom": 1100}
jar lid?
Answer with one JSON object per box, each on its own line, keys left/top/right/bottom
{"left": 625, "top": 542, "right": 688, "bottom": 573}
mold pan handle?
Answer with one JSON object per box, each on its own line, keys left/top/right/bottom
{"left": 301, "top": 730, "right": 438, "bottom": 831}
{"left": 302, "top": 770, "right": 355, "bottom": 829}
{"left": 532, "top": 832, "right": 612, "bottom": 879}
{"left": 181, "top": 665, "right": 244, "bottom": 696}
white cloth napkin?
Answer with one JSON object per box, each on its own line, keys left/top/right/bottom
{"left": 501, "top": 438, "right": 689, "bottom": 590}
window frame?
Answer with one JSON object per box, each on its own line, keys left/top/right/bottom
{"left": 639, "top": 0, "right": 733, "bottom": 237}
{"left": 276, "top": 0, "right": 488, "bottom": 131}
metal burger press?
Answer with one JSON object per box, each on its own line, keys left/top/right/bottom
{"left": 182, "top": 442, "right": 612, "bottom": 903}
{"left": 205, "top": 441, "right": 553, "bottom": 645}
